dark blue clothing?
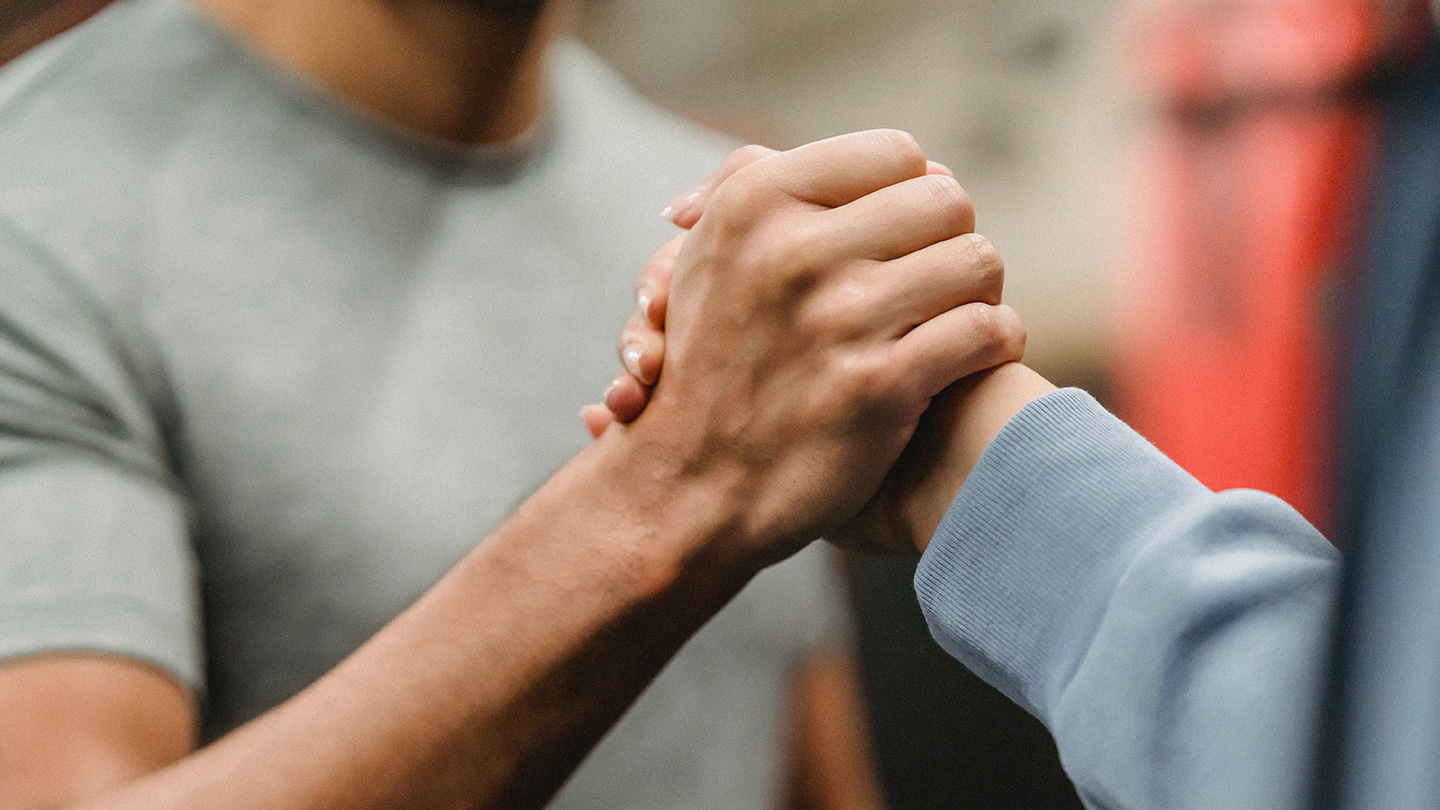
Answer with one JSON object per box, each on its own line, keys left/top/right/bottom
{"left": 1326, "top": 27, "right": 1440, "bottom": 810}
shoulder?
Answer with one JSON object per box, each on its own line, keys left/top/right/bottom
{"left": 0, "top": 0, "right": 228, "bottom": 173}
{"left": 0, "top": 0, "right": 279, "bottom": 283}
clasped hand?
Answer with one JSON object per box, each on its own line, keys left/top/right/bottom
{"left": 585, "top": 131, "right": 1025, "bottom": 561}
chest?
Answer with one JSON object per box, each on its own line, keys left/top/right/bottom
{"left": 145, "top": 200, "right": 643, "bottom": 614}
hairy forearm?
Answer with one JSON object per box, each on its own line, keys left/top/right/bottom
{"left": 85, "top": 437, "right": 759, "bottom": 810}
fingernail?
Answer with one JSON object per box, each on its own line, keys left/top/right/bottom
{"left": 622, "top": 344, "right": 645, "bottom": 379}
{"left": 639, "top": 293, "right": 662, "bottom": 330}
{"left": 926, "top": 160, "right": 954, "bottom": 177}
{"left": 663, "top": 190, "right": 702, "bottom": 223}
{"left": 604, "top": 376, "right": 624, "bottom": 399}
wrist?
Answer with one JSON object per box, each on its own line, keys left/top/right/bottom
{"left": 576, "top": 427, "right": 772, "bottom": 599}
{"left": 911, "top": 363, "right": 1056, "bottom": 553}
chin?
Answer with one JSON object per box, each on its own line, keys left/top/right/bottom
{"left": 447, "top": 0, "right": 549, "bottom": 17}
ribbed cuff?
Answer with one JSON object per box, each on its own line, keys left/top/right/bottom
{"left": 914, "top": 388, "right": 1210, "bottom": 722}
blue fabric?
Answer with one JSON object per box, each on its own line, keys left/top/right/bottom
{"left": 916, "top": 390, "right": 1338, "bottom": 810}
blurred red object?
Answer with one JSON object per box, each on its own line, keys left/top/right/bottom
{"left": 1113, "top": 0, "right": 1386, "bottom": 534}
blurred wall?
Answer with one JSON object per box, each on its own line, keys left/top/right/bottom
{"left": 578, "top": 0, "right": 1128, "bottom": 388}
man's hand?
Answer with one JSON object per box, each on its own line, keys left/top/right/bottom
{"left": 592, "top": 130, "right": 1025, "bottom": 560}
{"left": 588, "top": 134, "right": 1029, "bottom": 554}
{"left": 583, "top": 143, "right": 785, "bottom": 437}
{"left": 582, "top": 146, "right": 957, "bottom": 438}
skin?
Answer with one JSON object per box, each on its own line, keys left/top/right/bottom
{"left": 593, "top": 147, "right": 1058, "bottom": 557}
{"left": 588, "top": 150, "right": 960, "bottom": 436}
{"left": 846, "top": 362, "right": 1059, "bottom": 555}
{"left": 193, "top": 0, "right": 558, "bottom": 144}
{"left": 0, "top": 126, "right": 1025, "bottom": 809}
{"left": 0, "top": 657, "right": 195, "bottom": 809}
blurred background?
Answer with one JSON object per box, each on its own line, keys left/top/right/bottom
{"left": 5, "top": 0, "right": 1429, "bottom": 807}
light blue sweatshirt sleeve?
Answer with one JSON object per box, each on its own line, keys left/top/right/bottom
{"left": 914, "top": 389, "right": 1340, "bottom": 810}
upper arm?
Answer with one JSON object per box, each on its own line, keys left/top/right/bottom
{"left": 0, "top": 655, "right": 195, "bottom": 809}
{"left": 0, "top": 222, "right": 203, "bottom": 806}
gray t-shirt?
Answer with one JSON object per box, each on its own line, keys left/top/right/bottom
{"left": 0, "top": 2, "right": 851, "bottom": 807}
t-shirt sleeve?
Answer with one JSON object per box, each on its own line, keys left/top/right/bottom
{"left": 0, "top": 219, "right": 202, "bottom": 690}
{"left": 914, "top": 389, "right": 1338, "bottom": 810}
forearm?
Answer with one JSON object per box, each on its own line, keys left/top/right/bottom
{"left": 906, "top": 363, "right": 1056, "bottom": 551}
{"left": 86, "top": 438, "right": 760, "bottom": 810}
{"left": 841, "top": 363, "right": 1056, "bottom": 555}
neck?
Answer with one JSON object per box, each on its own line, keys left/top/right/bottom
{"left": 192, "top": 0, "right": 562, "bottom": 145}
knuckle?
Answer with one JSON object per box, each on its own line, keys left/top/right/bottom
{"left": 705, "top": 179, "right": 749, "bottom": 223}
{"left": 921, "top": 173, "right": 965, "bottom": 203}
{"left": 954, "top": 184, "right": 977, "bottom": 229}
{"left": 803, "top": 276, "right": 873, "bottom": 339}
{"left": 969, "top": 304, "right": 1025, "bottom": 357}
{"left": 871, "top": 129, "right": 925, "bottom": 170}
{"left": 838, "top": 351, "right": 898, "bottom": 406}
{"left": 995, "top": 304, "right": 1028, "bottom": 358}
{"left": 708, "top": 164, "right": 773, "bottom": 224}
{"left": 732, "top": 143, "right": 775, "bottom": 167}
{"left": 726, "top": 229, "right": 819, "bottom": 308}
{"left": 919, "top": 175, "right": 974, "bottom": 228}
{"left": 968, "top": 303, "right": 1003, "bottom": 348}
{"left": 973, "top": 302, "right": 996, "bottom": 340}
{"left": 767, "top": 217, "right": 829, "bottom": 281}
{"left": 966, "top": 234, "right": 1006, "bottom": 297}
{"left": 729, "top": 160, "right": 775, "bottom": 192}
